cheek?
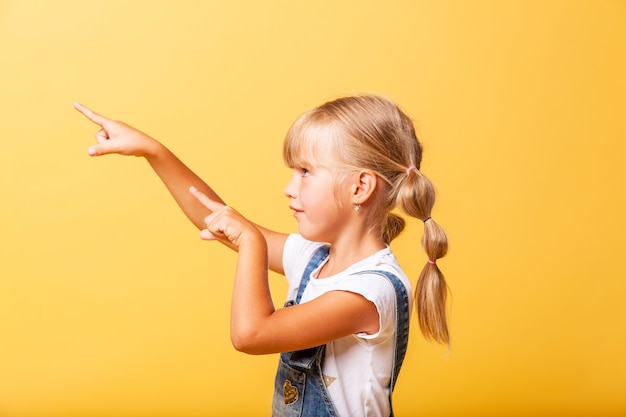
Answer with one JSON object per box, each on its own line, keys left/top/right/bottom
{"left": 306, "top": 185, "right": 334, "bottom": 208}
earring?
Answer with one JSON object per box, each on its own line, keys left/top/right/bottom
{"left": 354, "top": 204, "right": 361, "bottom": 212}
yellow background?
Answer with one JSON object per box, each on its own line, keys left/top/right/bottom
{"left": 1, "top": 1, "right": 624, "bottom": 416}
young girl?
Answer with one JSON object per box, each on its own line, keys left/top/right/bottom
{"left": 74, "top": 94, "right": 449, "bottom": 417}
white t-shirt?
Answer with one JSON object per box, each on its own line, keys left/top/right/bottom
{"left": 282, "top": 234, "right": 413, "bottom": 417}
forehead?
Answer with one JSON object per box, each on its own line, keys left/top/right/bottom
{"left": 283, "top": 118, "right": 340, "bottom": 168}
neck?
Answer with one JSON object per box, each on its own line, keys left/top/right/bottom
{"left": 318, "top": 231, "right": 386, "bottom": 278}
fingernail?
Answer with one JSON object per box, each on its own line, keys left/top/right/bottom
{"left": 88, "top": 147, "right": 96, "bottom": 156}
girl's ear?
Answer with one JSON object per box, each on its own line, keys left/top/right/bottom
{"left": 351, "top": 170, "right": 378, "bottom": 204}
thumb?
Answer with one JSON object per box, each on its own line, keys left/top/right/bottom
{"left": 199, "top": 228, "right": 219, "bottom": 240}
{"left": 87, "top": 141, "right": 119, "bottom": 156}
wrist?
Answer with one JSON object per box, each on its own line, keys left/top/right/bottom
{"left": 142, "top": 138, "right": 167, "bottom": 160}
{"left": 238, "top": 228, "right": 268, "bottom": 254}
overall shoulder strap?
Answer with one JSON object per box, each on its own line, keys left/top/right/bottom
{"left": 352, "top": 270, "right": 410, "bottom": 393}
{"left": 294, "top": 245, "right": 330, "bottom": 305}
{"left": 283, "top": 245, "right": 331, "bottom": 369}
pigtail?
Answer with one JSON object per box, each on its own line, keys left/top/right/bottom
{"left": 399, "top": 169, "right": 450, "bottom": 346}
{"left": 417, "top": 216, "right": 449, "bottom": 345}
{"left": 382, "top": 213, "right": 406, "bottom": 244}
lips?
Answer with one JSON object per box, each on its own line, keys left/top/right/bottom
{"left": 289, "top": 205, "right": 303, "bottom": 218}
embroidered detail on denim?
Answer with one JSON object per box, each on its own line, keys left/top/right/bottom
{"left": 323, "top": 374, "right": 336, "bottom": 387}
{"left": 283, "top": 380, "right": 298, "bottom": 405}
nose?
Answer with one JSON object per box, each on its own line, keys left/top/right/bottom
{"left": 284, "top": 171, "right": 298, "bottom": 199}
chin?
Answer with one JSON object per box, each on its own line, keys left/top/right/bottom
{"left": 298, "top": 229, "right": 330, "bottom": 244}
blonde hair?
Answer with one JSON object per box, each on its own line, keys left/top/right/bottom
{"left": 283, "top": 94, "right": 450, "bottom": 345}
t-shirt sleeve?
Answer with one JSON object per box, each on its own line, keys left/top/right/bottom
{"left": 333, "top": 274, "right": 398, "bottom": 341}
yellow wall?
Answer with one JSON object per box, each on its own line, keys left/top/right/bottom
{"left": 1, "top": 1, "right": 624, "bottom": 416}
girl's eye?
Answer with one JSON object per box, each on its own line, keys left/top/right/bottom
{"left": 301, "top": 168, "right": 310, "bottom": 177}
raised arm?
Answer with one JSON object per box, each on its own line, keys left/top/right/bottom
{"left": 74, "top": 102, "right": 288, "bottom": 273}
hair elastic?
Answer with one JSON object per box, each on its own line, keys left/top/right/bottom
{"left": 423, "top": 216, "right": 432, "bottom": 223}
{"left": 428, "top": 259, "right": 436, "bottom": 265}
{"left": 406, "top": 165, "right": 417, "bottom": 176}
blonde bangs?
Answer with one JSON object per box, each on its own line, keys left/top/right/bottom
{"left": 283, "top": 110, "right": 343, "bottom": 169}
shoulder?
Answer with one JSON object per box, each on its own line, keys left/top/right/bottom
{"left": 343, "top": 249, "right": 413, "bottom": 328}
{"left": 345, "top": 247, "right": 412, "bottom": 305}
{"left": 334, "top": 271, "right": 402, "bottom": 312}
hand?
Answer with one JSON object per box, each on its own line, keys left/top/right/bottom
{"left": 189, "top": 186, "right": 262, "bottom": 249}
{"left": 74, "top": 102, "right": 158, "bottom": 157}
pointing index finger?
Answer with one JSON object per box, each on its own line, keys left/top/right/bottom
{"left": 73, "top": 102, "right": 109, "bottom": 126}
{"left": 189, "top": 186, "right": 225, "bottom": 212}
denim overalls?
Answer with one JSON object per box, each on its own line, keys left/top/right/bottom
{"left": 272, "top": 245, "right": 410, "bottom": 417}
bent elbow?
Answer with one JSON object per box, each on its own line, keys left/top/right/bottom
{"left": 230, "top": 328, "right": 266, "bottom": 355}
{"left": 231, "top": 335, "right": 252, "bottom": 354}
